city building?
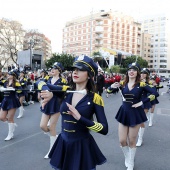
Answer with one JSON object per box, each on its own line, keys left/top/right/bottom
{"left": 23, "top": 31, "right": 52, "bottom": 61}
{"left": 62, "top": 10, "right": 142, "bottom": 64}
{"left": 141, "top": 13, "right": 170, "bottom": 77}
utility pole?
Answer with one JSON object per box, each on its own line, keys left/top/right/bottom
{"left": 89, "top": 8, "right": 93, "bottom": 57}
{"left": 29, "top": 39, "right": 34, "bottom": 70}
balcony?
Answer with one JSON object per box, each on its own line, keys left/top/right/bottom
{"left": 95, "top": 36, "right": 103, "bottom": 40}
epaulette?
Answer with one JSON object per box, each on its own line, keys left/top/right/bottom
{"left": 61, "top": 78, "right": 67, "bottom": 84}
{"left": 93, "top": 93, "right": 104, "bottom": 107}
{"left": 140, "top": 81, "right": 146, "bottom": 87}
{"left": 120, "top": 81, "right": 124, "bottom": 85}
{"left": 45, "top": 75, "right": 49, "bottom": 80}
{"left": 24, "top": 78, "right": 27, "bottom": 81}
{"left": 2, "top": 80, "right": 6, "bottom": 83}
{"left": 15, "top": 81, "right": 21, "bottom": 87}
{"left": 149, "top": 81, "right": 152, "bottom": 85}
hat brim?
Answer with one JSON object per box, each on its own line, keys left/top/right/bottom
{"left": 72, "top": 64, "right": 87, "bottom": 71}
{"left": 128, "top": 66, "right": 139, "bottom": 71}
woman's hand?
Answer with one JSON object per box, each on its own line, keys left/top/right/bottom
{"left": 132, "top": 101, "right": 143, "bottom": 108}
{"left": 66, "top": 102, "right": 81, "bottom": 120}
{"left": 40, "top": 90, "right": 53, "bottom": 109}
{"left": 111, "top": 82, "right": 120, "bottom": 88}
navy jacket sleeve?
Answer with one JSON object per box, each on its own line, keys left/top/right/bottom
{"left": 78, "top": 93, "right": 108, "bottom": 135}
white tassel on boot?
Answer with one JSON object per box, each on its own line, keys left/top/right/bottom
{"left": 136, "top": 127, "right": 145, "bottom": 147}
{"left": 149, "top": 113, "right": 154, "bottom": 127}
{"left": 127, "top": 147, "right": 136, "bottom": 170}
{"left": 44, "top": 135, "right": 57, "bottom": 159}
{"left": 121, "top": 146, "right": 129, "bottom": 167}
{"left": 17, "top": 106, "right": 24, "bottom": 119}
{"left": 4, "top": 123, "right": 17, "bottom": 141}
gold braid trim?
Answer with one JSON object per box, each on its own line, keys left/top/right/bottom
{"left": 38, "top": 81, "right": 46, "bottom": 90}
{"left": 148, "top": 94, "right": 155, "bottom": 101}
{"left": 93, "top": 93, "right": 104, "bottom": 106}
{"left": 87, "top": 121, "right": 103, "bottom": 132}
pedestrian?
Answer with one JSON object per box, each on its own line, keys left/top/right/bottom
{"left": 109, "top": 62, "right": 158, "bottom": 170}
{"left": 136, "top": 68, "right": 152, "bottom": 146}
{"left": 17, "top": 71, "right": 27, "bottom": 118}
{"left": 96, "top": 69, "right": 105, "bottom": 96}
{"left": 37, "top": 55, "right": 108, "bottom": 170}
{"left": 148, "top": 75, "right": 163, "bottom": 127}
{"left": 0, "top": 69, "right": 22, "bottom": 140}
{"left": 39, "top": 62, "right": 67, "bottom": 159}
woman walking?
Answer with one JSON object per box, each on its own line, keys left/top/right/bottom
{"left": 109, "top": 63, "right": 158, "bottom": 170}
{"left": 0, "top": 70, "right": 22, "bottom": 140}
{"left": 39, "top": 62, "right": 67, "bottom": 159}
{"left": 37, "top": 55, "right": 108, "bottom": 170}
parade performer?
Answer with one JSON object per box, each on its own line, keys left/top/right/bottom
{"left": 17, "top": 70, "right": 27, "bottom": 118}
{"left": 136, "top": 68, "right": 152, "bottom": 146}
{"left": 108, "top": 63, "right": 158, "bottom": 170}
{"left": 37, "top": 55, "right": 108, "bottom": 170}
{"left": 39, "top": 62, "right": 67, "bottom": 159}
{"left": 0, "top": 70, "right": 22, "bottom": 141}
{"left": 148, "top": 76, "right": 163, "bottom": 127}
{"left": 39, "top": 69, "right": 49, "bottom": 82}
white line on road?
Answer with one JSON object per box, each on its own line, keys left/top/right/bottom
{"left": 0, "top": 131, "right": 43, "bottom": 150}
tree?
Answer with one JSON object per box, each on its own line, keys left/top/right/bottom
{"left": 45, "top": 53, "right": 75, "bottom": 70}
{"left": 122, "top": 56, "right": 148, "bottom": 69}
{"left": 106, "top": 65, "right": 120, "bottom": 73}
{"left": 0, "top": 18, "right": 25, "bottom": 66}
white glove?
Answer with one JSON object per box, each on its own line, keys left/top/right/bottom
{"left": 132, "top": 101, "right": 143, "bottom": 108}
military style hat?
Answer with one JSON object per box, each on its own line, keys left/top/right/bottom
{"left": 40, "top": 69, "right": 48, "bottom": 74}
{"left": 72, "top": 55, "right": 98, "bottom": 76}
{"left": 52, "top": 62, "right": 64, "bottom": 72}
{"left": 8, "top": 69, "right": 18, "bottom": 78}
{"left": 20, "top": 70, "right": 26, "bottom": 74}
{"left": 141, "top": 68, "right": 150, "bottom": 75}
{"left": 128, "top": 62, "right": 141, "bottom": 71}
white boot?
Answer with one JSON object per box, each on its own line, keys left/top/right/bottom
{"left": 136, "top": 127, "right": 145, "bottom": 147}
{"left": 4, "top": 123, "right": 17, "bottom": 141}
{"left": 44, "top": 135, "right": 57, "bottom": 159}
{"left": 146, "top": 112, "right": 150, "bottom": 121}
{"left": 149, "top": 113, "right": 154, "bottom": 127}
{"left": 127, "top": 147, "right": 136, "bottom": 170}
{"left": 121, "top": 146, "right": 129, "bottom": 167}
{"left": 17, "top": 106, "right": 24, "bottom": 119}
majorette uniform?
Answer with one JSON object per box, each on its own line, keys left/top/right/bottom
{"left": 36, "top": 81, "right": 108, "bottom": 170}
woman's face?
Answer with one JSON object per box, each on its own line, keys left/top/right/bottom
{"left": 51, "top": 68, "right": 60, "bottom": 76}
{"left": 128, "top": 69, "right": 137, "bottom": 78}
{"left": 7, "top": 74, "right": 14, "bottom": 79}
{"left": 72, "top": 68, "right": 88, "bottom": 84}
{"left": 141, "top": 73, "right": 147, "bottom": 79}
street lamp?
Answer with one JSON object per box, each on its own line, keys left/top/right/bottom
{"left": 29, "top": 39, "right": 34, "bottom": 70}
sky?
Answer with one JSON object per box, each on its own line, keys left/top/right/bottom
{"left": 0, "top": 0, "right": 169, "bottom": 53}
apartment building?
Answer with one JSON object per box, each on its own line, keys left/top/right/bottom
{"left": 62, "top": 10, "right": 141, "bottom": 62}
{"left": 141, "top": 13, "right": 170, "bottom": 77}
{"left": 141, "top": 33, "right": 152, "bottom": 62}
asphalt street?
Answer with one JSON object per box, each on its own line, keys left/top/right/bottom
{"left": 0, "top": 82, "right": 170, "bottom": 170}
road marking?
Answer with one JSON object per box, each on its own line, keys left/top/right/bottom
{"left": 161, "top": 92, "right": 167, "bottom": 95}
{"left": 0, "top": 131, "right": 43, "bottom": 150}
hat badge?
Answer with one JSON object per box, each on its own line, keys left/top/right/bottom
{"left": 132, "top": 63, "right": 136, "bottom": 66}
{"left": 78, "top": 55, "right": 84, "bottom": 61}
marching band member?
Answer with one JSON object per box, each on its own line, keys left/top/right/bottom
{"left": 0, "top": 70, "right": 22, "bottom": 140}
{"left": 39, "top": 62, "right": 67, "bottom": 159}
{"left": 17, "top": 70, "right": 27, "bottom": 118}
{"left": 108, "top": 63, "right": 158, "bottom": 170}
{"left": 136, "top": 68, "right": 152, "bottom": 146}
{"left": 37, "top": 55, "right": 108, "bottom": 170}
{"left": 149, "top": 76, "right": 163, "bottom": 127}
